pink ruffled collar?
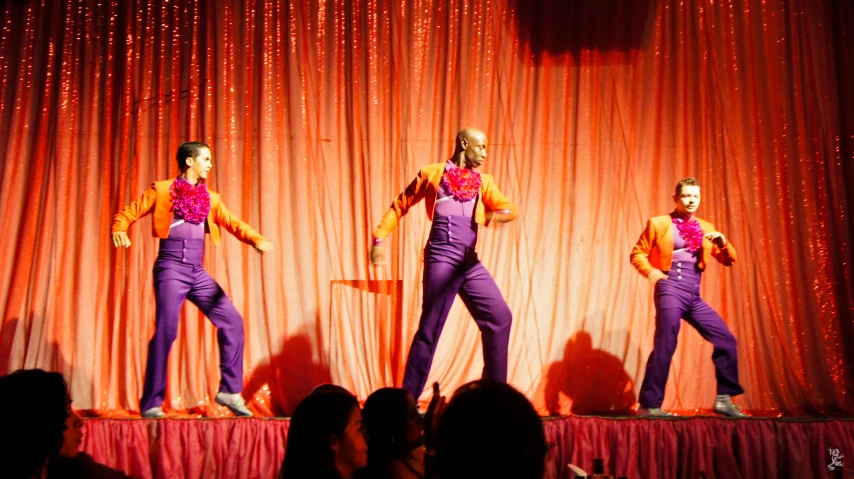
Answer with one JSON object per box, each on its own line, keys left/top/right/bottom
{"left": 441, "top": 160, "right": 481, "bottom": 201}
{"left": 170, "top": 177, "right": 211, "bottom": 225}
{"left": 671, "top": 214, "right": 704, "bottom": 252}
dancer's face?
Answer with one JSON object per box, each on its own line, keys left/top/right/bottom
{"left": 461, "top": 131, "right": 488, "bottom": 169}
{"left": 184, "top": 147, "right": 212, "bottom": 181}
{"left": 673, "top": 185, "right": 701, "bottom": 216}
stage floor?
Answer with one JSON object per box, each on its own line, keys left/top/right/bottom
{"left": 78, "top": 414, "right": 854, "bottom": 479}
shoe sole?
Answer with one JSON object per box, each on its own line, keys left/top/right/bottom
{"left": 714, "top": 409, "right": 747, "bottom": 418}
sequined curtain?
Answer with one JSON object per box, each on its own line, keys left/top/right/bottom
{"left": 0, "top": 0, "right": 851, "bottom": 416}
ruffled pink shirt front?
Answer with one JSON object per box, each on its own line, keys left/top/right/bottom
{"left": 433, "top": 161, "right": 476, "bottom": 218}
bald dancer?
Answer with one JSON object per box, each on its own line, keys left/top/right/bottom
{"left": 371, "top": 128, "right": 518, "bottom": 400}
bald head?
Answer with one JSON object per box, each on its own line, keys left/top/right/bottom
{"left": 457, "top": 127, "right": 486, "bottom": 145}
{"left": 453, "top": 127, "right": 488, "bottom": 169}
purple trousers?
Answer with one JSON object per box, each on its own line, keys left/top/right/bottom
{"left": 638, "top": 263, "right": 744, "bottom": 408}
{"left": 401, "top": 216, "right": 513, "bottom": 399}
{"left": 139, "top": 239, "right": 245, "bottom": 411}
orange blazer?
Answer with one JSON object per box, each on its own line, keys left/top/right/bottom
{"left": 111, "top": 179, "right": 266, "bottom": 247}
{"left": 373, "top": 162, "right": 517, "bottom": 239}
{"left": 630, "top": 214, "right": 737, "bottom": 277}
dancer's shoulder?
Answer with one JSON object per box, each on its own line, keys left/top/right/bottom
{"left": 647, "top": 215, "right": 672, "bottom": 227}
{"left": 420, "top": 162, "right": 446, "bottom": 174}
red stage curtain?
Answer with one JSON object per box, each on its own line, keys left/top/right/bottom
{"left": 82, "top": 418, "right": 289, "bottom": 479}
{"left": 0, "top": 0, "right": 852, "bottom": 416}
{"left": 77, "top": 417, "right": 854, "bottom": 478}
{"left": 540, "top": 416, "right": 854, "bottom": 478}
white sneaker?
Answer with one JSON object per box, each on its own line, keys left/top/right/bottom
{"left": 141, "top": 407, "right": 166, "bottom": 418}
{"left": 215, "top": 392, "right": 253, "bottom": 417}
{"left": 713, "top": 400, "right": 748, "bottom": 418}
{"left": 638, "top": 407, "right": 676, "bottom": 417}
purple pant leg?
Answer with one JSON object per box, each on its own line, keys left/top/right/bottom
{"left": 185, "top": 268, "right": 246, "bottom": 394}
{"left": 458, "top": 262, "right": 512, "bottom": 382}
{"left": 402, "top": 253, "right": 466, "bottom": 399}
{"left": 684, "top": 298, "right": 744, "bottom": 396}
{"left": 140, "top": 261, "right": 194, "bottom": 411}
{"left": 638, "top": 307, "right": 683, "bottom": 408}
